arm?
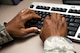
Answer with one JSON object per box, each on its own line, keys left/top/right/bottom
{"left": 40, "top": 13, "right": 76, "bottom": 53}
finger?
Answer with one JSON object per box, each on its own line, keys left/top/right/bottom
{"left": 62, "top": 17, "right": 67, "bottom": 27}
{"left": 21, "top": 9, "right": 27, "bottom": 13}
{"left": 51, "top": 13, "right": 57, "bottom": 20}
{"left": 57, "top": 14, "right": 62, "bottom": 27}
{"left": 28, "top": 10, "right": 36, "bottom": 14}
{"left": 23, "top": 14, "right": 41, "bottom": 23}
{"left": 23, "top": 10, "right": 36, "bottom": 15}
{"left": 62, "top": 17, "right": 66, "bottom": 24}
{"left": 44, "top": 16, "right": 50, "bottom": 21}
{"left": 20, "top": 9, "right": 36, "bottom": 15}
{"left": 62, "top": 17, "right": 68, "bottom": 36}
{"left": 20, "top": 9, "right": 30, "bottom": 15}
{"left": 57, "top": 14, "right": 62, "bottom": 21}
{"left": 40, "top": 27, "right": 45, "bottom": 42}
{"left": 24, "top": 27, "right": 38, "bottom": 34}
{"left": 43, "top": 16, "right": 50, "bottom": 25}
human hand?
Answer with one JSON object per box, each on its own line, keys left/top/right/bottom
{"left": 40, "top": 13, "right": 67, "bottom": 42}
{"left": 5, "top": 9, "right": 41, "bottom": 38}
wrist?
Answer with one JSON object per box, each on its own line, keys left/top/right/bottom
{"left": 5, "top": 22, "right": 14, "bottom": 38}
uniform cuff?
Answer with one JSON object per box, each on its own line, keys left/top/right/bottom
{"left": 0, "top": 23, "right": 13, "bottom": 45}
{"left": 44, "top": 36, "right": 76, "bottom": 53}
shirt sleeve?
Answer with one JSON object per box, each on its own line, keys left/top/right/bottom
{"left": 44, "top": 36, "right": 76, "bottom": 53}
{"left": 0, "top": 23, "right": 13, "bottom": 48}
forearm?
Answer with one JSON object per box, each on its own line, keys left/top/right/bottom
{"left": 44, "top": 36, "right": 76, "bottom": 53}
{"left": 0, "top": 23, "right": 13, "bottom": 48}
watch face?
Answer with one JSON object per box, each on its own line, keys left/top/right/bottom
{"left": 63, "top": 0, "right": 80, "bottom": 5}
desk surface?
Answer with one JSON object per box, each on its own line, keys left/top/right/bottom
{"left": 0, "top": 0, "right": 80, "bottom": 53}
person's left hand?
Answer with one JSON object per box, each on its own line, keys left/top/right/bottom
{"left": 5, "top": 9, "right": 41, "bottom": 38}
{"left": 40, "top": 13, "right": 67, "bottom": 42}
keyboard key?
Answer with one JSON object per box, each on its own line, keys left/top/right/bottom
{"left": 41, "top": 18, "right": 45, "bottom": 21}
{"left": 30, "top": 5, "right": 34, "bottom": 8}
{"left": 51, "top": 7, "right": 67, "bottom": 12}
{"left": 45, "top": 7, "right": 50, "bottom": 10}
{"left": 78, "top": 33, "right": 80, "bottom": 38}
{"left": 46, "top": 12, "right": 50, "bottom": 15}
{"left": 77, "top": 10, "right": 80, "bottom": 14}
{"left": 69, "top": 15, "right": 75, "bottom": 18}
{"left": 38, "top": 11, "right": 42, "bottom": 13}
{"left": 37, "top": 21, "right": 41, "bottom": 24}
{"left": 56, "top": 8, "right": 60, "bottom": 11}
{"left": 65, "top": 15, "right": 70, "bottom": 18}
{"left": 36, "top": 5, "right": 50, "bottom": 10}
{"left": 39, "top": 14, "right": 43, "bottom": 17}
{"left": 61, "top": 14, "right": 65, "bottom": 16}
{"left": 35, "top": 11, "right": 39, "bottom": 14}
{"left": 30, "top": 19, "right": 38, "bottom": 24}
{"left": 40, "top": 14, "right": 46, "bottom": 18}
{"left": 66, "top": 18, "right": 70, "bottom": 22}
{"left": 41, "top": 22, "right": 43, "bottom": 25}
{"left": 70, "top": 18, "right": 75, "bottom": 22}
{"left": 42, "top": 12, "right": 46, "bottom": 15}
{"left": 69, "top": 9, "right": 80, "bottom": 14}
{"left": 36, "top": 6, "right": 42, "bottom": 9}
{"left": 38, "top": 25, "right": 42, "bottom": 29}
{"left": 68, "top": 31, "right": 76, "bottom": 36}
{"left": 51, "top": 7, "right": 56, "bottom": 11}
{"left": 68, "top": 27, "right": 77, "bottom": 31}
{"left": 61, "top": 8, "right": 67, "bottom": 12}
{"left": 25, "top": 23, "right": 30, "bottom": 28}
{"left": 74, "top": 19, "right": 80, "bottom": 23}
{"left": 68, "top": 9, "right": 78, "bottom": 14}
{"left": 69, "top": 23, "right": 79, "bottom": 27}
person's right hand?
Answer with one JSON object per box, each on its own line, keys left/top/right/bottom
{"left": 5, "top": 9, "right": 41, "bottom": 38}
{"left": 40, "top": 13, "right": 67, "bottom": 42}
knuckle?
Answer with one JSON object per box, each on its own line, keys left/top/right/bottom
{"left": 32, "top": 28, "right": 36, "bottom": 32}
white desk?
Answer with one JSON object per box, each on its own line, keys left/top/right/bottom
{"left": 0, "top": 0, "right": 80, "bottom": 53}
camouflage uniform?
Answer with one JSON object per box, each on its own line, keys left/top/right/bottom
{"left": 44, "top": 36, "right": 76, "bottom": 53}
{"left": 0, "top": 23, "right": 76, "bottom": 53}
{"left": 0, "top": 23, "right": 13, "bottom": 49}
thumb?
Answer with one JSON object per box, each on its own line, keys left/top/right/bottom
{"left": 24, "top": 27, "right": 38, "bottom": 34}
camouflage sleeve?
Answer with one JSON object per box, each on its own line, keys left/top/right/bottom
{"left": 0, "top": 23, "right": 13, "bottom": 48}
{"left": 44, "top": 36, "right": 76, "bottom": 53}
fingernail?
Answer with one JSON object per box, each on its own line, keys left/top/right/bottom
{"left": 38, "top": 29, "right": 41, "bottom": 32}
{"left": 39, "top": 16, "right": 41, "bottom": 18}
{"left": 37, "top": 15, "right": 41, "bottom": 18}
{"left": 34, "top": 27, "right": 38, "bottom": 30}
{"left": 21, "top": 8, "right": 26, "bottom": 13}
{"left": 31, "top": 27, "right": 38, "bottom": 30}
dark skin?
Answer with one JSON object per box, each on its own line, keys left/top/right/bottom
{"left": 5, "top": 9, "right": 41, "bottom": 38}
{"left": 5, "top": 9, "right": 67, "bottom": 43}
{"left": 40, "top": 13, "right": 67, "bottom": 42}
